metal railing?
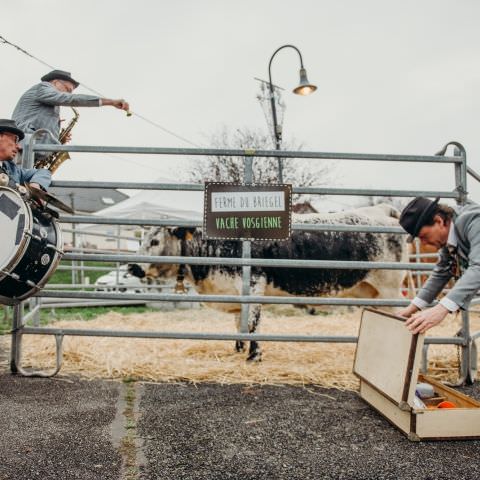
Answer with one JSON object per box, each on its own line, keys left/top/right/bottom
{"left": 8, "top": 135, "right": 476, "bottom": 384}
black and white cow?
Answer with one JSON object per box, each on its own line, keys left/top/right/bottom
{"left": 128, "top": 204, "right": 407, "bottom": 361}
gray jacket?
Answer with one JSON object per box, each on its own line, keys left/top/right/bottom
{"left": 12, "top": 82, "right": 100, "bottom": 140}
{"left": 417, "top": 201, "right": 480, "bottom": 309}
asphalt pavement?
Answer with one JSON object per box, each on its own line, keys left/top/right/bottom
{"left": 1, "top": 360, "right": 480, "bottom": 479}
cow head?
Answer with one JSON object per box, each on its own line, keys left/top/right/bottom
{"left": 128, "top": 227, "right": 196, "bottom": 282}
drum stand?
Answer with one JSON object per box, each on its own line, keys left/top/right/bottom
{"left": 10, "top": 303, "right": 64, "bottom": 377}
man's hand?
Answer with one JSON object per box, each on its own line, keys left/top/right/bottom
{"left": 103, "top": 98, "right": 130, "bottom": 112}
{"left": 404, "top": 304, "right": 450, "bottom": 334}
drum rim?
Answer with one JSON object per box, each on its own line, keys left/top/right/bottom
{"left": 0, "top": 186, "right": 33, "bottom": 281}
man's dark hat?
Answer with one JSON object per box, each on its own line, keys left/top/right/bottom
{"left": 0, "top": 119, "right": 25, "bottom": 140}
{"left": 399, "top": 197, "right": 440, "bottom": 242}
{"left": 41, "top": 69, "right": 79, "bottom": 88}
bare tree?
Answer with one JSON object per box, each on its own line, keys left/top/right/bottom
{"left": 189, "top": 126, "right": 333, "bottom": 202}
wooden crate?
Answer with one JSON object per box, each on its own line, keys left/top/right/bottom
{"left": 353, "top": 308, "right": 480, "bottom": 441}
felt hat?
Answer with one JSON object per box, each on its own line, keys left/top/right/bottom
{"left": 41, "top": 69, "right": 79, "bottom": 88}
{"left": 399, "top": 197, "right": 440, "bottom": 242}
{"left": 0, "top": 119, "right": 25, "bottom": 140}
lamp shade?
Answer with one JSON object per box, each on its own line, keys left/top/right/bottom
{"left": 293, "top": 68, "right": 317, "bottom": 95}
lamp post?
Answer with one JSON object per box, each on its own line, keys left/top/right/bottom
{"left": 268, "top": 44, "right": 317, "bottom": 183}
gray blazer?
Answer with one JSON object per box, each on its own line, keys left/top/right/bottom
{"left": 417, "top": 201, "right": 480, "bottom": 309}
{"left": 12, "top": 82, "right": 100, "bottom": 140}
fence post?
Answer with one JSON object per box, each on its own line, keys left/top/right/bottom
{"left": 239, "top": 155, "right": 254, "bottom": 334}
{"left": 10, "top": 304, "right": 24, "bottom": 373}
{"left": 453, "top": 144, "right": 475, "bottom": 384}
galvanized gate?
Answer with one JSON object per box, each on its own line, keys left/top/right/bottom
{"left": 9, "top": 132, "right": 479, "bottom": 384}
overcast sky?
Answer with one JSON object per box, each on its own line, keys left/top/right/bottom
{"left": 1, "top": 0, "right": 479, "bottom": 207}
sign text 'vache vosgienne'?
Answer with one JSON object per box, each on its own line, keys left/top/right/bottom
{"left": 204, "top": 182, "right": 292, "bottom": 240}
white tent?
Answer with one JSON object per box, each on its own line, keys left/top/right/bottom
{"left": 74, "top": 183, "right": 203, "bottom": 250}
{"left": 92, "top": 187, "right": 203, "bottom": 221}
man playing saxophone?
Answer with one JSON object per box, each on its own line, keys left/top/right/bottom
{"left": 12, "top": 69, "right": 129, "bottom": 164}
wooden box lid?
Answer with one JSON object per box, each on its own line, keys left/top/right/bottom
{"left": 353, "top": 308, "right": 425, "bottom": 410}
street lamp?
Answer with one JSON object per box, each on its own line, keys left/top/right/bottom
{"left": 268, "top": 44, "right": 317, "bottom": 183}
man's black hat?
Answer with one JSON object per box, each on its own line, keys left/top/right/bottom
{"left": 41, "top": 69, "right": 80, "bottom": 88}
{"left": 0, "top": 119, "right": 25, "bottom": 140}
{"left": 399, "top": 197, "right": 440, "bottom": 242}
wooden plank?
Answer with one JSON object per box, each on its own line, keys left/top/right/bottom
{"left": 416, "top": 409, "right": 480, "bottom": 439}
{"left": 354, "top": 309, "right": 424, "bottom": 406}
{"left": 359, "top": 381, "right": 411, "bottom": 436}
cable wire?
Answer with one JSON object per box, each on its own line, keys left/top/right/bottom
{"left": 0, "top": 34, "right": 201, "bottom": 148}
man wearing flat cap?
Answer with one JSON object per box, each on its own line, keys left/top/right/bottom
{"left": 12, "top": 69, "right": 129, "bottom": 155}
{"left": 398, "top": 196, "right": 480, "bottom": 334}
{"left": 0, "top": 119, "right": 51, "bottom": 190}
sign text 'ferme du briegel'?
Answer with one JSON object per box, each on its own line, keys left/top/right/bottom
{"left": 204, "top": 182, "right": 292, "bottom": 240}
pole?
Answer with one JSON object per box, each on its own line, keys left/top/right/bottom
{"left": 268, "top": 44, "right": 306, "bottom": 184}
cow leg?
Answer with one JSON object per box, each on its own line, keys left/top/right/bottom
{"left": 234, "top": 306, "right": 262, "bottom": 360}
{"left": 246, "top": 305, "right": 262, "bottom": 362}
{"left": 234, "top": 313, "right": 246, "bottom": 352}
{"left": 245, "top": 275, "right": 266, "bottom": 362}
{"left": 233, "top": 276, "right": 265, "bottom": 361}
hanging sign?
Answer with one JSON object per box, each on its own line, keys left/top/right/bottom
{"left": 204, "top": 182, "right": 292, "bottom": 240}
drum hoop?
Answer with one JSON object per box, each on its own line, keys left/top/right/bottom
{"left": 0, "top": 187, "right": 33, "bottom": 280}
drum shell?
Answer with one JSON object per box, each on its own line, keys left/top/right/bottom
{"left": 0, "top": 199, "right": 63, "bottom": 305}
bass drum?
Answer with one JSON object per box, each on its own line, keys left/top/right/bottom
{"left": 0, "top": 186, "right": 63, "bottom": 305}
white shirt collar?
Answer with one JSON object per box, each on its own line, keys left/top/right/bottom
{"left": 447, "top": 221, "right": 457, "bottom": 247}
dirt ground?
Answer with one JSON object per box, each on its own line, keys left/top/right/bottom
{"left": 4, "top": 305, "right": 479, "bottom": 388}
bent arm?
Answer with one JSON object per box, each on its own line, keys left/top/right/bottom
{"left": 415, "top": 247, "right": 454, "bottom": 305}
{"left": 19, "top": 168, "right": 52, "bottom": 191}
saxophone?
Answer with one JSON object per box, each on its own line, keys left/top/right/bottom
{"left": 34, "top": 107, "right": 79, "bottom": 174}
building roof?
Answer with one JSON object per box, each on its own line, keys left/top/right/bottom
{"left": 48, "top": 187, "right": 129, "bottom": 214}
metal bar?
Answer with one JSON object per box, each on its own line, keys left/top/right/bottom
{"left": 467, "top": 166, "right": 480, "bottom": 184}
{"left": 293, "top": 187, "right": 458, "bottom": 198}
{"left": 10, "top": 304, "right": 23, "bottom": 373}
{"left": 62, "top": 253, "right": 436, "bottom": 271}
{"left": 45, "top": 283, "right": 154, "bottom": 289}
{"left": 471, "top": 331, "right": 480, "bottom": 341}
{"left": 32, "top": 143, "right": 462, "bottom": 163}
{"left": 61, "top": 230, "right": 139, "bottom": 242}
{"left": 22, "top": 304, "right": 41, "bottom": 323}
{"left": 59, "top": 216, "right": 410, "bottom": 233}
{"left": 57, "top": 265, "right": 114, "bottom": 272}
{"left": 20, "top": 327, "right": 357, "bottom": 342}
{"left": 36, "top": 289, "right": 410, "bottom": 306}
{"left": 17, "top": 326, "right": 465, "bottom": 346}
{"left": 38, "top": 300, "right": 147, "bottom": 309}
{"left": 50, "top": 179, "right": 457, "bottom": 199}
{"left": 240, "top": 156, "right": 254, "bottom": 334}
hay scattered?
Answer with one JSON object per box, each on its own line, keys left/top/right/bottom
{"left": 4, "top": 306, "right": 479, "bottom": 390}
